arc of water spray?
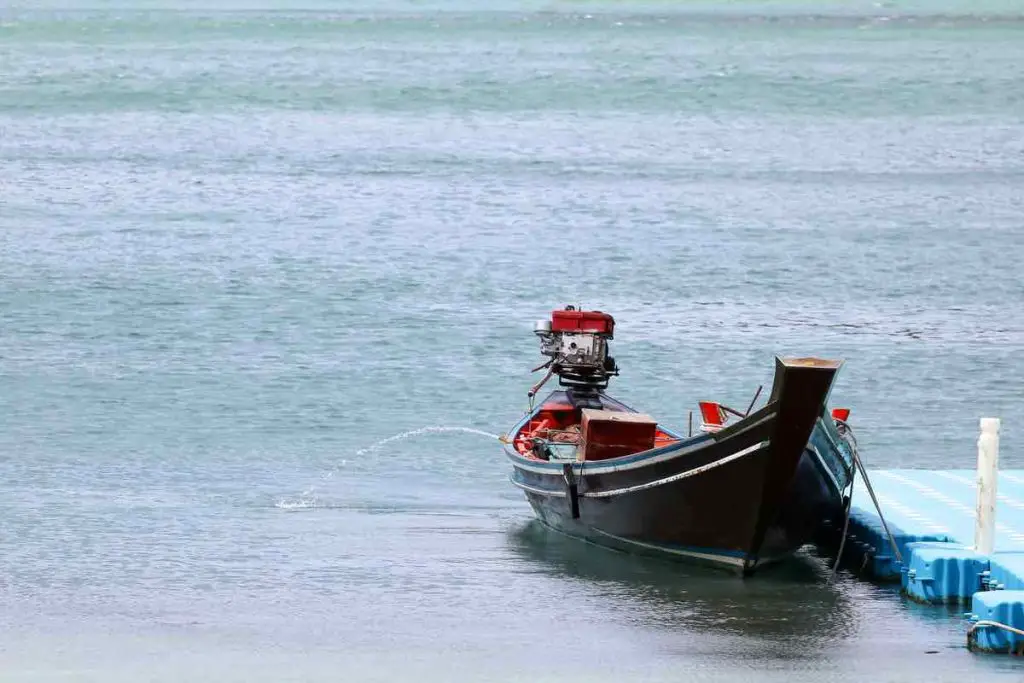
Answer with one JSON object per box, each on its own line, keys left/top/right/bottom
{"left": 276, "top": 426, "right": 503, "bottom": 510}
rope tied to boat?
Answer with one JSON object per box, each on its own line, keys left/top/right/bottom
{"left": 828, "top": 471, "right": 856, "bottom": 583}
{"left": 828, "top": 419, "right": 903, "bottom": 582}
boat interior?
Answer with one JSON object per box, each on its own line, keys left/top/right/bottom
{"left": 512, "top": 388, "right": 851, "bottom": 465}
{"left": 512, "top": 390, "right": 719, "bottom": 463}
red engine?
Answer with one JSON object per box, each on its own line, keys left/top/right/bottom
{"left": 533, "top": 306, "right": 618, "bottom": 398}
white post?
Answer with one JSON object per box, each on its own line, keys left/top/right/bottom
{"left": 974, "top": 417, "right": 1000, "bottom": 555}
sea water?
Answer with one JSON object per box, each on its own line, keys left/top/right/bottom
{"left": 2, "top": 1, "right": 1023, "bottom": 680}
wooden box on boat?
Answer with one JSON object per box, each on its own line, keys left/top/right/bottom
{"left": 579, "top": 409, "right": 657, "bottom": 462}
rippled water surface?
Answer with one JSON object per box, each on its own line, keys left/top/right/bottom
{"left": 2, "top": 1, "right": 1023, "bottom": 680}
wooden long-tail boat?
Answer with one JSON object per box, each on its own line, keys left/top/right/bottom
{"left": 502, "top": 306, "right": 855, "bottom": 575}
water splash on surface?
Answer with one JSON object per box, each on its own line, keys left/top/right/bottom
{"left": 275, "top": 495, "right": 320, "bottom": 511}
{"left": 274, "top": 426, "right": 502, "bottom": 511}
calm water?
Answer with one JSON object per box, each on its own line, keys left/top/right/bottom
{"left": 2, "top": 1, "right": 1023, "bottom": 680}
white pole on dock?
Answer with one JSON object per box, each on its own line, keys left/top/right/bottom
{"left": 974, "top": 417, "right": 1000, "bottom": 555}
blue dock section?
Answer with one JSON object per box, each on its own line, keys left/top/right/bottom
{"left": 828, "top": 468, "right": 1024, "bottom": 654}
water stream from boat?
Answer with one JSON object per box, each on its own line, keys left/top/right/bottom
{"left": 275, "top": 426, "right": 504, "bottom": 510}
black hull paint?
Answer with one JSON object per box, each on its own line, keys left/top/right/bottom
{"left": 506, "top": 357, "right": 853, "bottom": 575}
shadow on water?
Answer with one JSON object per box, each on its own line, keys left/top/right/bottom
{"left": 506, "top": 520, "right": 858, "bottom": 656}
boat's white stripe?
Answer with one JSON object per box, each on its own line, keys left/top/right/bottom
{"left": 816, "top": 417, "right": 843, "bottom": 454}
{"left": 507, "top": 412, "right": 776, "bottom": 476}
{"left": 509, "top": 475, "right": 565, "bottom": 498}
{"left": 590, "top": 529, "right": 747, "bottom": 568}
{"left": 815, "top": 417, "right": 855, "bottom": 479}
{"left": 582, "top": 440, "right": 770, "bottom": 498}
{"left": 810, "top": 443, "right": 842, "bottom": 496}
{"left": 504, "top": 447, "right": 578, "bottom": 475}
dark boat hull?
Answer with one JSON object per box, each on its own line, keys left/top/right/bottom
{"left": 506, "top": 357, "right": 854, "bottom": 574}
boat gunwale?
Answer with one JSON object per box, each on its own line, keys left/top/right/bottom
{"left": 505, "top": 395, "right": 778, "bottom": 476}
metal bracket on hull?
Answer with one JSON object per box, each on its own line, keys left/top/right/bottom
{"left": 562, "top": 463, "right": 580, "bottom": 519}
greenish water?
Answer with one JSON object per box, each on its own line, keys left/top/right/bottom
{"left": 1, "top": 2, "right": 1023, "bottom": 680}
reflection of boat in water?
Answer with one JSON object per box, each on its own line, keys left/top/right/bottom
{"left": 501, "top": 307, "right": 855, "bottom": 575}
{"left": 506, "top": 520, "right": 856, "bottom": 644}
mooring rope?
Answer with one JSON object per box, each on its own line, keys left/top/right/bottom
{"left": 827, "top": 473, "right": 856, "bottom": 583}
{"left": 967, "top": 619, "right": 1024, "bottom": 654}
{"left": 835, "top": 419, "right": 904, "bottom": 568}
{"left": 968, "top": 620, "right": 1024, "bottom": 638}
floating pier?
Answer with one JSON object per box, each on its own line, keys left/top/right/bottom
{"left": 823, "top": 418, "right": 1024, "bottom": 654}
